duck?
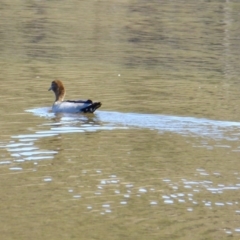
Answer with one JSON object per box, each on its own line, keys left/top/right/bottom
{"left": 48, "top": 80, "right": 101, "bottom": 113}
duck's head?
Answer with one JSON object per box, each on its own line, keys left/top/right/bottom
{"left": 48, "top": 80, "right": 66, "bottom": 102}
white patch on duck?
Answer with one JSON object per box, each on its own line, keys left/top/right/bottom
{"left": 48, "top": 80, "right": 101, "bottom": 113}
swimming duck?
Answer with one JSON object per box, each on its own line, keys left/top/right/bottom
{"left": 48, "top": 80, "right": 101, "bottom": 113}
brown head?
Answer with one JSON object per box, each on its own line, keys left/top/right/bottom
{"left": 48, "top": 80, "right": 66, "bottom": 102}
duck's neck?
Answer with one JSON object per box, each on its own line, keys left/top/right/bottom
{"left": 55, "top": 90, "right": 65, "bottom": 102}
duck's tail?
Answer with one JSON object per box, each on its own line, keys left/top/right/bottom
{"left": 82, "top": 102, "right": 102, "bottom": 113}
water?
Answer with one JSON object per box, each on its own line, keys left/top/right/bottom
{"left": 1, "top": 1, "right": 240, "bottom": 239}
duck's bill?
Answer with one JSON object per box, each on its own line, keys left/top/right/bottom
{"left": 48, "top": 86, "right": 52, "bottom": 91}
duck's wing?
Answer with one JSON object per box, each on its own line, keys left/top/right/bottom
{"left": 66, "top": 99, "right": 93, "bottom": 104}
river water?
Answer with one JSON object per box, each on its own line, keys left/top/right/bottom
{"left": 1, "top": 1, "right": 240, "bottom": 239}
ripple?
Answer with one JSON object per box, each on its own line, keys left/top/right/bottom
{"left": 12, "top": 133, "right": 58, "bottom": 139}
{"left": 43, "top": 177, "right": 52, "bottom": 182}
{"left": 6, "top": 142, "right": 33, "bottom": 148}
{"left": 102, "top": 204, "right": 110, "bottom": 208}
{"left": 7, "top": 146, "right": 38, "bottom": 152}
{"left": 138, "top": 188, "right": 147, "bottom": 193}
{"left": 110, "top": 180, "right": 119, "bottom": 184}
{"left": 225, "top": 230, "right": 232, "bottom": 235}
{"left": 9, "top": 167, "right": 22, "bottom": 171}
{"left": 177, "top": 193, "right": 185, "bottom": 197}
{"left": 162, "top": 195, "right": 170, "bottom": 199}
{"left": 14, "top": 159, "right": 25, "bottom": 163}
{"left": 224, "top": 186, "right": 239, "bottom": 190}
{"left": 0, "top": 161, "right": 12, "bottom": 165}
{"left": 207, "top": 187, "right": 221, "bottom": 192}
{"left": 183, "top": 181, "right": 199, "bottom": 185}
{"left": 24, "top": 156, "right": 54, "bottom": 161}
{"left": 73, "top": 195, "right": 81, "bottom": 198}
{"left": 162, "top": 179, "right": 171, "bottom": 182}
{"left": 199, "top": 172, "right": 209, "bottom": 176}
{"left": 196, "top": 168, "right": 205, "bottom": 172}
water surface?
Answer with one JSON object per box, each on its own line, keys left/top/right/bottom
{"left": 1, "top": 1, "right": 240, "bottom": 239}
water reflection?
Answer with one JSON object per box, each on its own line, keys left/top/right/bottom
{"left": 2, "top": 107, "right": 240, "bottom": 220}
{"left": 2, "top": 106, "right": 237, "bottom": 172}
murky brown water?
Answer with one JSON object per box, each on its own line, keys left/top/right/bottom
{"left": 1, "top": 1, "right": 240, "bottom": 239}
